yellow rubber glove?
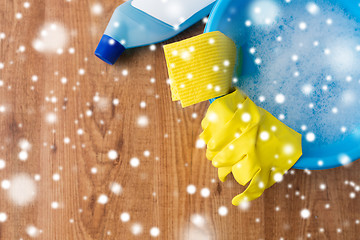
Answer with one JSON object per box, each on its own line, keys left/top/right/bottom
{"left": 163, "top": 31, "right": 237, "bottom": 107}
{"left": 200, "top": 89, "right": 302, "bottom": 205}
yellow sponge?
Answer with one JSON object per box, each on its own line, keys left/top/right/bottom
{"left": 163, "top": 31, "right": 237, "bottom": 107}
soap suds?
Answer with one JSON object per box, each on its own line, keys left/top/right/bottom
{"left": 238, "top": 0, "right": 360, "bottom": 143}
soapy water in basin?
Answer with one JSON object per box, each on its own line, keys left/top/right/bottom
{"left": 236, "top": 0, "right": 360, "bottom": 144}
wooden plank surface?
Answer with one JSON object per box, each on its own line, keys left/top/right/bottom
{"left": 0, "top": 0, "right": 359, "bottom": 239}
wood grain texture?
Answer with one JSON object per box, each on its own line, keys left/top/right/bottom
{"left": 0, "top": 0, "right": 359, "bottom": 239}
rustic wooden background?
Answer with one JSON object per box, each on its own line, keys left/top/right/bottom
{"left": 0, "top": 0, "right": 359, "bottom": 239}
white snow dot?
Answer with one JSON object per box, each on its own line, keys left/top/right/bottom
{"left": 120, "top": 212, "right": 130, "bottom": 222}
{"left": 131, "top": 223, "right": 143, "bottom": 235}
{"left": 283, "top": 144, "right": 294, "bottom": 155}
{"left": 150, "top": 227, "right": 160, "bottom": 237}
{"left": 187, "top": 184, "right": 196, "bottom": 194}
{"left": 122, "top": 69, "right": 128, "bottom": 76}
{"left": 346, "top": 76, "right": 352, "bottom": 82}
{"left": 191, "top": 214, "right": 205, "bottom": 227}
{"left": 302, "top": 84, "right": 313, "bottom": 95}
{"left": 77, "top": 128, "right": 84, "bottom": 135}
{"left": 61, "top": 77, "right": 67, "bottom": 84}
{"left": 306, "top": 2, "right": 319, "bottom": 15}
{"left": 319, "top": 184, "right": 326, "bottom": 190}
{"left": 107, "top": 150, "right": 118, "bottom": 160}
{"left": 238, "top": 201, "right": 250, "bottom": 210}
{"left": 110, "top": 182, "right": 122, "bottom": 195}
{"left": 137, "top": 116, "right": 149, "bottom": 127}
{"left": 324, "top": 48, "right": 331, "bottom": 55}
{"left": 91, "top": 167, "right": 97, "bottom": 174}
{"left": 255, "top": 58, "right": 262, "bottom": 65}
{"left": 299, "top": 22, "right": 307, "bottom": 30}
{"left": 18, "top": 150, "right": 28, "bottom": 161}
{"left": 0, "top": 159, "right": 5, "bottom": 169}
{"left": 19, "top": 139, "right": 31, "bottom": 150}
{"left": 300, "top": 209, "right": 311, "bottom": 219}
{"left": 91, "top": 3, "right": 103, "bottom": 15}
{"left": 93, "top": 95, "right": 100, "bottom": 102}
{"left": 223, "top": 60, "right": 230, "bottom": 67}
{"left": 51, "top": 201, "right": 59, "bottom": 209}
{"left": 140, "top": 101, "right": 146, "bottom": 108}
{"left": 0, "top": 106, "right": 5, "bottom": 113}
{"left": 53, "top": 173, "right": 60, "bottom": 181}
{"left": 196, "top": 139, "right": 206, "bottom": 149}
{"left": 0, "top": 212, "right": 7, "bottom": 222}
{"left": 291, "top": 54, "right": 298, "bottom": 62}
{"left": 31, "top": 75, "right": 39, "bottom": 82}
{"left": 349, "top": 192, "right": 356, "bottom": 199}
{"left": 143, "top": 150, "right": 150, "bottom": 157}
{"left": 8, "top": 173, "right": 37, "bottom": 206}
{"left": 1, "top": 180, "right": 10, "bottom": 189}
{"left": 130, "top": 157, "right": 140, "bottom": 167}
{"left": 16, "top": 13, "right": 23, "bottom": 19}
{"left": 306, "top": 132, "right": 315, "bottom": 142}
{"left": 78, "top": 68, "right": 85, "bottom": 75}
{"left": 26, "top": 225, "right": 40, "bottom": 237}
{"left": 218, "top": 206, "right": 228, "bottom": 216}
{"left": 97, "top": 194, "right": 108, "bottom": 204}
{"left": 63, "top": 137, "right": 70, "bottom": 144}
{"left": 339, "top": 154, "right": 351, "bottom": 165}
{"left": 200, "top": 188, "right": 210, "bottom": 198}
{"left": 86, "top": 110, "right": 92, "bottom": 117}
{"left": 273, "top": 173, "right": 283, "bottom": 182}
{"left": 275, "top": 94, "right": 285, "bottom": 104}
{"left": 241, "top": 113, "right": 251, "bottom": 122}
{"left": 112, "top": 98, "right": 119, "bottom": 106}
{"left": 260, "top": 131, "right": 270, "bottom": 141}
{"left": 46, "top": 112, "right": 57, "bottom": 123}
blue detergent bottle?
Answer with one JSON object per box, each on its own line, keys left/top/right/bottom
{"left": 95, "top": 0, "right": 216, "bottom": 65}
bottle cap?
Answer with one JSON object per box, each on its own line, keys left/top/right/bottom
{"left": 95, "top": 35, "right": 125, "bottom": 65}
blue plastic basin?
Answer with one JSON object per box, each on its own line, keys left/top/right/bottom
{"left": 205, "top": 0, "right": 360, "bottom": 170}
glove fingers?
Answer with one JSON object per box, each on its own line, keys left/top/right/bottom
{"left": 231, "top": 154, "right": 261, "bottom": 186}
{"left": 206, "top": 148, "right": 219, "bottom": 161}
{"left": 218, "top": 166, "right": 233, "bottom": 182}
{"left": 200, "top": 109, "right": 231, "bottom": 144}
{"left": 211, "top": 127, "right": 258, "bottom": 168}
{"left": 200, "top": 90, "right": 247, "bottom": 143}
{"left": 206, "top": 98, "right": 257, "bottom": 152}
{"left": 231, "top": 169, "right": 269, "bottom": 206}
